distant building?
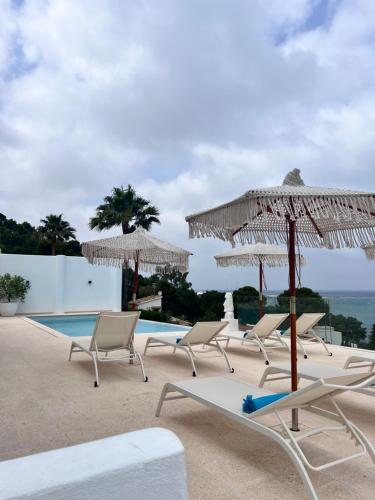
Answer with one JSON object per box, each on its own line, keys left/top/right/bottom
{"left": 136, "top": 293, "right": 162, "bottom": 311}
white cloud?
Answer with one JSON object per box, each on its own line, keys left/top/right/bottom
{"left": 1, "top": 0, "right": 375, "bottom": 290}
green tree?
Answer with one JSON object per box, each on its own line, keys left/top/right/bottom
{"left": 233, "top": 285, "right": 259, "bottom": 324}
{"left": 89, "top": 185, "right": 160, "bottom": 309}
{"left": 330, "top": 314, "right": 367, "bottom": 347}
{"left": 367, "top": 324, "right": 375, "bottom": 350}
{"left": 155, "top": 269, "right": 200, "bottom": 322}
{"left": 38, "top": 214, "right": 76, "bottom": 256}
{"left": 277, "top": 287, "right": 326, "bottom": 311}
{"left": 0, "top": 213, "right": 81, "bottom": 256}
{"left": 198, "top": 290, "right": 225, "bottom": 321}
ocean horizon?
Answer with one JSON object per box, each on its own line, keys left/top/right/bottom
{"left": 207, "top": 289, "right": 375, "bottom": 335}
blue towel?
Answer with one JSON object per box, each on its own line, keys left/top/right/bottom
{"left": 242, "top": 393, "right": 289, "bottom": 414}
{"left": 176, "top": 337, "right": 182, "bottom": 344}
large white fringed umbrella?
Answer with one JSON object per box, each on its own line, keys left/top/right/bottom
{"left": 186, "top": 169, "right": 375, "bottom": 430}
{"left": 214, "top": 242, "right": 306, "bottom": 318}
{"left": 82, "top": 228, "right": 191, "bottom": 309}
{"left": 363, "top": 243, "right": 375, "bottom": 260}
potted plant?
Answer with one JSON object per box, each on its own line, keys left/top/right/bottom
{"left": 0, "top": 274, "right": 30, "bottom": 317}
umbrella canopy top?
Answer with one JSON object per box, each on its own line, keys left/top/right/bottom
{"left": 186, "top": 169, "right": 375, "bottom": 249}
{"left": 214, "top": 242, "right": 306, "bottom": 268}
{"left": 82, "top": 228, "right": 191, "bottom": 272}
{"left": 363, "top": 243, "right": 375, "bottom": 261}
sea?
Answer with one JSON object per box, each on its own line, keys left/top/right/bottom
{"left": 268, "top": 290, "right": 375, "bottom": 336}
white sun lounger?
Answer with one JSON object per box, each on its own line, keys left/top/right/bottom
{"left": 69, "top": 312, "right": 147, "bottom": 386}
{"left": 278, "top": 312, "right": 332, "bottom": 358}
{"left": 259, "top": 360, "right": 375, "bottom": 396}
{"left": 144, "top": 321, "right": 233, "bottom": 376}
{"left": 344, "top": 354, "right": 375, "bottom": 370}
{"left": 218, "top": 313, "right": 289, "bottom": 365}
{"left": 156, "top": 373, "right": 375, "bottom": 500}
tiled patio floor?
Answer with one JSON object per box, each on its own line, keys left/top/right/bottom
{"left": 1, "top": 316, "right": 375, "bottom": 499}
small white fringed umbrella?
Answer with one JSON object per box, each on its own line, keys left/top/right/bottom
{"left": 186, "top": 169, "right": 375, "bottom": 430}
{"left": 363, "top": 243, "right": 375, "bottom": 260}
{"left": 82, "top": 228, "right": 191, "bottom": 309}
{"left": 214, "top": 242, "right": 306, "bottom": 318}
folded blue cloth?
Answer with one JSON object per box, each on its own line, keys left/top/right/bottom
{"left": 242, "top": 392, "right": 289, "bottom": 414}
{"left": 176, "top": 337, "right": 182, "bottom": 344}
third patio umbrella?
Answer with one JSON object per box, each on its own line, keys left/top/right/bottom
{"left": 214, "top": 242, "right": 305, "bottom": 319}
{"left": 82, "top": 228, "right": 191, "bottom": 310}
{"left": 186, "top": 168, "right": 375, "bottom": 430}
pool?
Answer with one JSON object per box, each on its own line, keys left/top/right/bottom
{"left": 29, "top": 314, "right": 190, "bottom": 337}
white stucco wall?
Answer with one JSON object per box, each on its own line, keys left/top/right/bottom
{"left": 0, "top": 428, "right": 188, "bottom": 500}
{"left": 0, "top": 254, "right": 122, "bottom": 314}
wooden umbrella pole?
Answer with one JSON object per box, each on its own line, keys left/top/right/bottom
{"left": 259, "top": 259, "right": 263, "bottom": 319}
{"left": 131, "top": 252, "right": 140, "bottom": 311}
{"left": 288, "top": 218, "right": 299, "bottom": 431}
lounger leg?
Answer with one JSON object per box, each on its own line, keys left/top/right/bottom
{"left": 92, "top": 355, "right": 100, "bottom": 387}
{"left": 310, "top": 331, "right": 332, "bottom": 356}
{"left": 134, "top": 350, "right": 148, "bottom": 382}
{"left": 184, "top": 347, "right": 198, "bottom": 376}
{"left": 277, "top": 334, "right": 290, "bottom": 352}
{"left": 143, "top": 338, "right": 151, "bottom": 356}
{"left": 252, "top": 335, "right": 270, "bottom": 365}
{"left": 155, "top": 384, "right": 171, "bottom": 417}
{"left": 226, "top": 338, "right": 230, "bottom": 348}
{"left": 216, "top": 341, "right": 234, "bottom": 373}
{"left": 259, "top": 366, "right": 275, "bottom": 387}
{"left": 297, "top": 337, "right": 308, "bottom": 359}
{"left": 68, "top": 343, "right": 74, "bottom": 361}
{"left": 269, "top": 425, "right": 318, "bottom": 499}
{"left": 350, "top": 423, "right": 375, "bottom": 464}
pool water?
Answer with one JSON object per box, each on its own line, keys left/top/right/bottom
{"left": 29, "top": 314, "right": 190, "bottom": 337}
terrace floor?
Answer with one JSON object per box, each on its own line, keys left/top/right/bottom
{"left": 1, "top": 316, "right": 375, "bottom": 499}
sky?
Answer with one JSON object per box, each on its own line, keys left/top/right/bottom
{"left": 1, "top": 0, "right": 375, "bottom": 291}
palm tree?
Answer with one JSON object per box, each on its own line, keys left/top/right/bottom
{"left": 38, "top": 214, "right": 76, "bottom": 256}
{"left": 89, "top": 185, "right": 160, "bottom": 310}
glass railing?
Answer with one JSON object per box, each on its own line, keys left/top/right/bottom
{"left": 236, "top": 294, "right": 375, "bottom": 350}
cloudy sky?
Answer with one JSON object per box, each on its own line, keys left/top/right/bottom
{"left": 1, "top": 0, "right": 375, "bottom": 291}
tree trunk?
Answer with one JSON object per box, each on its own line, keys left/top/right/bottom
{"left": 51, "top": 241, "right": 56, "bottom": 256}
{"left": 131, "top": 253, "right": 140, "bottom": 311}
{"left": 122, "top": 262, "right": 129, "bottom": 311}
{"left": 121, "top": 221, "right": 130, "bottom": 311}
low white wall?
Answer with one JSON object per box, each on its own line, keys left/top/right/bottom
{"left": 0, "top": 428, "right": 188, "bottom": 500}
{"left": 0, "top": 254, "right": 122, "bottom": 314}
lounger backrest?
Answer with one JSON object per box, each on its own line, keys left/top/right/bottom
{"left": 250, "top": 370, "right": 374, "bottom": 418}
{"left": 178, "top": 321, "right": 228, "bottom": 346}
{"left": 90, "top": 312, "right": 140, "bottom": 351}
{"left": 284, "top": 312, "right": 325, "bottom": 335}
{"left": 251, "top": 313, "right": 289, "bottom": 338}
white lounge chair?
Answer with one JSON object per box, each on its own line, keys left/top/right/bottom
{"left": 278, "top": 312, "right": 331, "bottom": 358}
{"left": 344, "top": 353, "right": 375, "bottom": 370}
{"left": 218, "top": 313, "right": 289, "bottom": 365}
{"left": 69, "top": 312, "right": 147, "bottom": 386}
{"left": 144, "top": 321, "right": 233, "bottom": 377}
{"left": 259, "top": 360, "right": 375, "bottom": 396}
{"left": 156, "top": 372, "right": 375, "bottom": 500}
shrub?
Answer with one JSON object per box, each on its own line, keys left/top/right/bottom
{"left": 139, "top": 309, "right": 171, "bottom": 323}
{"left": 0, "top": 273, "right": 30, "bottom": 303}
